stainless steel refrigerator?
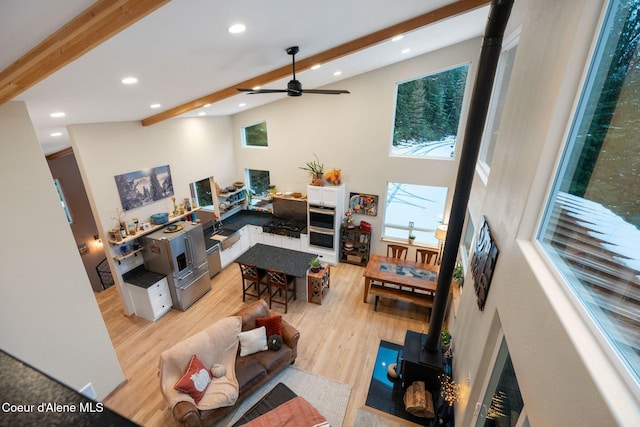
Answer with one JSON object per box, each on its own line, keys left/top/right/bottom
{"left": 142, "top": 221, "right": 210, "bottom": 311}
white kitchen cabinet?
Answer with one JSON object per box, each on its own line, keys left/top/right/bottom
{"left": 126, "top": 277, "right": 172, "bottom": 322}
{"left": 262, "top": 233, "right": 283, "bottom": 247}
{"left": 282, "top": 235, "right": 301, "bottom": 251}
{"left": 306, "top": 184, "right": 344, "bottom": 207}
{"left": 238, "top": 227, "right": 250, "bottom": 252}
{"left": 220, "top": 239, "right": 241, "bottom": 269}
{"left": 219, "top": 226, "right": 252, "bottom": 269}
{"left": 248, "top": 225, "right": 263, "bottom": 246}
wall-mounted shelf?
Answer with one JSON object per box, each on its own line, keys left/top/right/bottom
{"left": 108, "top": 207, "right": 201, "bottom": 246}
{"left": 113, "top": 247, "right": 145, "bottom": 264}
{"left": 216, "top": 184, "right": 246, "bottom": 220}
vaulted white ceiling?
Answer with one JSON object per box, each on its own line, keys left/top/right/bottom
{"left": 0, "top": 1, "right": 489, "bottom": 154}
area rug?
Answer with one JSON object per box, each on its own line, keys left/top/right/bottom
{"left": 365, "top": 340, "right": 430, "bottom": 426}
{"left": 222, "top": 365, "right": 352, "bottom": 426}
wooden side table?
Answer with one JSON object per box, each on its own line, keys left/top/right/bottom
{"left": 307, "top": 264, "right": 330, "bottom": 304}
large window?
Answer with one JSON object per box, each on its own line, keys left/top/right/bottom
{"left": 383, "top": 183, "right": 447, "bottom": 245}
{"left": 474, "top": 337, "right": 526, "bottom": 427}
{"left": 391, "top": 64, "right": 468, "bottom": 158}
{"left": 478, "top": 33, "right": 519, "bottom": 177}
{"left": 242, "top": 121, "right": 268, "bottom": 147}
{"left": 538, "top": 0, "right": 640, "bottom": 384}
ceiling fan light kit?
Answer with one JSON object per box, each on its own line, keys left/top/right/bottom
{"left": 237, "top": 46, "right": 350, "bottom": 97}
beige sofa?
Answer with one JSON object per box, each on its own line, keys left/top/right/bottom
{"left": 159, "top": 299, "right": 300, "bottom": 426}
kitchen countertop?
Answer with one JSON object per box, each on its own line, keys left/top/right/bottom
{"left": 235, "top": 244, "right": 316, "bottom": 278}
{"left": 122, "top": 265, "right": 166, "bottom": 289}
{"left": 219, "top": 209, "right": 274, "bottom": 231}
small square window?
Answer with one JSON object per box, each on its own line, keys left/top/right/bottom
{"left": 246, "top": 169, "right": 270, "bottom": 198}
{"left": 243, "top": 121, "right": 268, "bottom": 147}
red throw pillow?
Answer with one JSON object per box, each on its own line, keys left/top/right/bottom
{"left": 255, "top": 315, "right": 282, "bottom": 337}
{"left": 174, "top": 355, "right": 212, "bottom": 404}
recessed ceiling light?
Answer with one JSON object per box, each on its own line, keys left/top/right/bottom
{"left": 204, "top": 104, "right": 211, "bottom": 108}
{"left": 401, "top": 48, "right": 411, "bottom": 54}
{"left": 392, "top": 35, "right": 404, "bottom": 42}
{"left": 198, "top": 112, "right": 206, "bottom": 116}
{"left": 51, "top": 132, "right": 62, "bottom": 137}
{"left": 121, "top": 77, "right": 138, "bottom": 85}
{"left": 311, "top": 64, "right": 321, "bottom": 70}
{"left": 228, "top": 23, "right": 246, "bottom": 34}
{"left": 333, "top": 71, "right": 342, "bottom": 76}
{"left": 239, "top": 103, "right": 246, "bottom": 107}
{"left": 50, "top": 112, "right": 66, "bottom": 118}
{"left": 150, "top": 103, "right": 161, "bottom": 109}
{"left": 252, "top": 86, "right": 261, "bottom": 91}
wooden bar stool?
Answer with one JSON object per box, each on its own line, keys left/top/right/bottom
{"left": 238, "top": 262, "right": 268, "bottom": 302}
{"left": 266, "top": 269, "right": 297, "bottom": 313}
{"left": 387, "top": 244, "right": 408, "bottom": 260}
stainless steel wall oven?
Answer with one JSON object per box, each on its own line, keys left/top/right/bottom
{"left": 309, "top": 205, "right": 336, "bottom": 230}
{"left": 308, "top": 204, "right": 336, "bottom": 249}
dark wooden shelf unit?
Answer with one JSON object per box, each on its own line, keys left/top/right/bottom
{"left": 339, "top": 225, "right": 371, "bottom": 266}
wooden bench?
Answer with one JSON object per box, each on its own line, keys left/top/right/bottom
{"left": 368, "top": 282, "right": 451, "bottom": 320}
{"left": 369, "top": 283, "right": 434, "bottom": 310}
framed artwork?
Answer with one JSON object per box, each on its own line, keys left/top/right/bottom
{"left": 115, "top": 164, "right": 174, "bottom": 210}
{"left": 349, "top": 192, "right": 378, "bottom": 216}
{"left": 471, "top": 216, "right": 499, "bottom": 311}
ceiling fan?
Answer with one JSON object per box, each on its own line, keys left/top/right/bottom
{"left": 237, "top": 46, "right": 350, "bottom": 97}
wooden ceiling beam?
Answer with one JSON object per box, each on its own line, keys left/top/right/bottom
{"left": 0, "top": 0, "right": 170, "bottom": 106}
{"left": 141, "top": 0, "right": 490, "bottom": 126}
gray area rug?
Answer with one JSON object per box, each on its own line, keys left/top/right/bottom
{"left": 222, "top": 365, "right": 352, "bottom": 426}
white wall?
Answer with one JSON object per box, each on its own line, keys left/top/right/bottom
{"left": 231, "top": 38, "right": 482, "bottom": 256}
{"left": 68, "top": 116, "right": 236, "bottom": 313}
{"left": 0, "top": 101, "right": 124, "bottom": 400}
{"left": 453, "top": 0, "right": 639, "bottom": 425}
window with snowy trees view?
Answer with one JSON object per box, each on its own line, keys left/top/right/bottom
{"left": 538, "top": 0, "right": 640, "bottom": 385}
{"left": 391, "top": 64, "right": 469, "bottom": 158}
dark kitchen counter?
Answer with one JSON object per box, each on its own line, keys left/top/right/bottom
{"left": 219, "top": 210, "right": 273, "bottom": 231}
{"left": 122, "top": 265, "right": 166, "bottom": 289}
{"left": 235, "top": 244, "right": 316, "bottom": 278}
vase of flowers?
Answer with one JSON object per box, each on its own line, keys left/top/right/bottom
{"left": 344, "top": 209, "right": 355, "bottom": 228}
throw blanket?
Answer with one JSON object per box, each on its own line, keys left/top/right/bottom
{"left": 159, "top": 316, "right": 242, "bottom": 410}
{"left": 242, "top": 396, "right": 329, "bottom": 427}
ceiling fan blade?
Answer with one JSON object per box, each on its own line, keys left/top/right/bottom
{"left": 236, "top": 46, "right": 350, "bottom": 97}
{"left": 302, "top": 89, "right": 350, "bottom": 95}
{"left": 237, "top": 88, "right": 289, "bottom": 94}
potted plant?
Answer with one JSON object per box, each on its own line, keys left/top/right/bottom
{"left": 452, "top": 263, "right": 464, "bottom": 287}
{"left": 440, "top": 328, "right": 451, "bottom": 353}
{"left": 299, "top": 154, "right": 324, "bottom": 186}
{"left": 309, "top": 257, "right": 323, "bottom": 273}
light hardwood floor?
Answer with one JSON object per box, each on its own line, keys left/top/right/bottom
{"left": 98, "top": 261, "right": 430, "bottom": 426}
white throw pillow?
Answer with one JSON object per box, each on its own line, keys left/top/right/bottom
{"left": 238, "top": 326, "right": 268, "bottom": 356}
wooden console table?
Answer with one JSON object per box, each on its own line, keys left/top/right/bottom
{"left": 363, "top": 255, "right": 446, "bottom": 315}
{"left": 307, "top": 264, "right": 330, "bottom": 304}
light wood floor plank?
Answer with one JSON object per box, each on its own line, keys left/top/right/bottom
{"left": 99, "top": 261, "right": 429, "bottom": 426}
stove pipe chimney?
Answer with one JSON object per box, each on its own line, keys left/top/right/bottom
{"left": 424, "top": 0, "right": 514, "bottom": 353}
